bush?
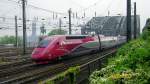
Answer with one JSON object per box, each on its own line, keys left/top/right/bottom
{"left": 45, "top": 66, "right": 80, "bottom": 84}
{"left": 48, "top": 29, "right": 67, "bottom": 36}
{"left": 0, "top": 35, "right": 22, "bottom": 46}
{"left": 89, "top": 29, "right": 150, "bottom": 84}
{"left": 141, "top": 28, "right": 150, "bottom": 41}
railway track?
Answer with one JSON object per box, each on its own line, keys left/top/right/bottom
{"left": 0, "top": 48, "right": 116, "bottom": 84}
{"left": 0, "top": 47, "right": 33, "bottom": 55}
{"left": 0, "top": 58, "right": 31, "bottom": 70}
{"left": 0, "top": 47, "right": 33, "bottom": 62}
{"left": 0, "top": 55, "right": 31, "bottom": 62}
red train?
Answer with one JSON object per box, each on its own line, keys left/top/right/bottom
{"left": 31, "top": 35, "right": 125, "bottom": 64}
{"left": 32, "top": 35, "right": 94, "bottom": 63}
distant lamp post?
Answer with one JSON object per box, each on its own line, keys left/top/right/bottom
{"left": 42, "top": 18, "right": 45, "bottom": 20}
{"left": 18, "top": 26, "right": 22, "bottom": 27}
{"left": 64, "top": 17, "right": 67, "bottom": 18}
{"left": 117, "top": 14, "right": 121, "bottom": 16}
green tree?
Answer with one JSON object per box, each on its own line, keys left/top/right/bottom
{"left": 48, "top": 29, "right": 67, "bottom": 36}
{"left": 143, "top": 18, "right": 150, "bottom": 31}
{"left": 90, "top": 26, "right": 150, "bottom": 84}
{"left": 0, "top": 36, "right": 22, "bottom": 46}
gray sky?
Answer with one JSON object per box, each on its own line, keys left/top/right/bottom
{"left": 27, "top": 0, "right": 150, "bottom": 27}
{"left": 0, "top": 0, "right": 150, "bottom": 36}
{"left": 1, "top": 0, "right": 149, "bottom": 27}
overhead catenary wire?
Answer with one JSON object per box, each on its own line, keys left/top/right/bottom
{"left": 77, "top": 0, "right": 105, "bottom": 13}
{"left": 0, "top": 0, "right": 91, "bottom": 36}
{"left": 2, "top": 0, "right": 124, "bottom": 18}
{"left": 0, "top": 16, "right": 69, "bottom": 24}
{"left": 96, "top": 0, "right": 116, "bottom": 16}
{"left": 76, "top": 0, "right": 124, "bottom": 18}
{"left": 1, "top": 0, "right": 93, "bottom": 20}
{"left": 4, "top": 0, "right": 67, "bottom": 16}
{"left": 0, "top": 0, "right": 126, "bottom": 36}
{"left": 0, "top": 0, "right": 117, "bottom": 23}
{"left": 0, "top": 0, "right": 20, "bottom": 16}
{"left": 66, "top": 0, "right": 85, "bottom": 9}
{"left": 26, "top": 4, "right": 67, "bottom": 15}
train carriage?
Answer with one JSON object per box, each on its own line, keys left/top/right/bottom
{"left": 31, "top": 35, "right": 126, "bottom": 64}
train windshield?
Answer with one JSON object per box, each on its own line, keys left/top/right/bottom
{"left": 37, "top": 39, "right": 52, "bottom": 48}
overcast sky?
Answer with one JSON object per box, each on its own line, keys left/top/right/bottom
{"left": 1, "top": 0, "right": 149, "bottom": 27}
{"left": 0, "top": 0, "right": 150, "bottom": 36}
{"left": 27, "top": 0, "right": 150, "bottom": 27}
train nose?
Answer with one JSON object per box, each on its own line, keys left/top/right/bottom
{"left": 31, "top": 52, "right": 42, "bottom": 60}
{"left": 31, "top": 49, "right": 52, "bottom": 61}
{"left": 32, "top": 50, "right": 40, "bottom": 55}
{"left": 31, "top": 49, "right": 43, "bottom": 60}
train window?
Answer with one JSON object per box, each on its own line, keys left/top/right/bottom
{"left": 37, "top": 39, "right": 51, "bottom": 48}
{"left": 66, "top": 36, "right": 87, "bottom": 39}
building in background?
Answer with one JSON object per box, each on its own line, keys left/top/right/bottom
{"left": 81, "top": 16, "right": 140, "bottom": 38}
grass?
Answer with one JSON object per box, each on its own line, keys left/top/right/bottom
{"left": 44, "top": 66, "right": 80, "bottom": 84}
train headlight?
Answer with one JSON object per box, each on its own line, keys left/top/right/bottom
{"left": 32, "top": 50, "right": 39, "bottom": 54}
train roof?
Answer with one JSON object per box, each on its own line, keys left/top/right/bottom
{"left": 52, "top": 35, "right": 89, "bottom": 36}
{"left": 51, "top": 35, "right": 89, "bottom": 37}
{"left": 50, "top": 35, "right": 90, "bottom": 39}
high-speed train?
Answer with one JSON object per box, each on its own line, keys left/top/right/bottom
{"left": 31, "top": 35, "right": 126, "bottom": 64}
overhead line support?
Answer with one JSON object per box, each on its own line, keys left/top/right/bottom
{"left": 22, "top": 0, "right": 27, "bottom": 54}
{"left": 127, "top": 0, "right": 132, "bottom": 42}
